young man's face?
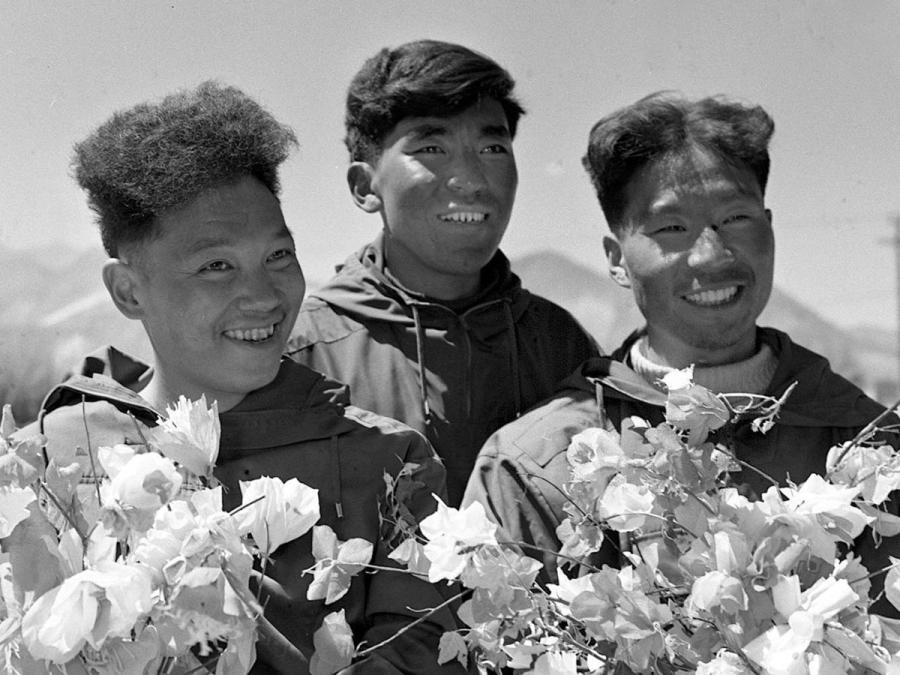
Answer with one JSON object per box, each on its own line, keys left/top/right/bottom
{"left": 120, "top": 176, "right": 304, "bottom": 409}
{"left": 605, "top": 147, "right": 774, "bottom": 367}
{"left": 354, "top": 98, "right": 518, "bottom": 300}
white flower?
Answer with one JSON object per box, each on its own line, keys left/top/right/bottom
{"left": 21, "top": 561, "right": 153, "bottom": 663}
{"left": 99, "top": 447, "right": 182, "bottom": 512}
{"left": 421, "top": 497, "right": 498, "bottom": 582}
{"left": 661, "top": 366, "right": 695, "bottom": 391}
{"left": 566, "top": 427, "right": 624, "bottom": 480}
{"left": 232, "top": 476, "right": 320, "bottom": 553}
{"left": 153, "top": 395, "right": 220, "bottom": 478}
{"left": 743, "top": 574, "right": 859, "bottom": 674}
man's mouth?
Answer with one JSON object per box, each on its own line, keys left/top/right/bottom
{"left": 224, "top": 323, "right": 277, "bottom": 343}
{"left": 683, "top": 285, "right": 741, "bottom": 307}
{"left": 439, "top": 211, "right": 488, "bottom": 223}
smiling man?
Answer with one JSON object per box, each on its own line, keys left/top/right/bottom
{"left": 27, "top": 82, "right": 464, "bottom": 674}
{"left": 287, "top": 40, "right": 599, "bottom": 506}
{"left": 463, "top": 92, "right": 898, "bottom": 592}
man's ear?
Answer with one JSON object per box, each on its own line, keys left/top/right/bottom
{"left": 603, "top": 235, "right": 631, "bottom": 289}
{"left": 102, "top": 259, "right": 145, "bottom": 320}
{"left": 347, "top": 162, "right": 382, "bottom": 214}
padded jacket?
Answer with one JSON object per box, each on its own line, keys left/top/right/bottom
{"left": 30, "top": 358, "right": 465, "bottom": 674}
{"left": 463, "top": 327, "right": 898, "bottom": 598}
{"left": 287, "top": 235, "right": 599, "bottom": 506}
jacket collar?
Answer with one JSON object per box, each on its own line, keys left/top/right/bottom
{"left": 606, "top": 326, "right": 881, "bottom": 429}
{"left": 311, "top": 233, "right": 532, "bottom": 331}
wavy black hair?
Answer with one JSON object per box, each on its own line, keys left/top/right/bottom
{"left": 582, "top": 91, "right": 775, "bottom": 232}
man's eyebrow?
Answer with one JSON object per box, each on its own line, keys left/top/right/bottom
{"left": 185, "top": 236, "right": 234, "bottom": 255}
{"left": 482, "top": 124, "right": 511, "bottom": 139}
{"left": 184, "top": 228, "right": 293, "bottom": 256}
{"left": 406, "top": 123, "right": 448, "bottom": 141}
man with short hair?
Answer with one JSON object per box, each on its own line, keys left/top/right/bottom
{"left": 463, "top": 92, "right": 897, "bottom": 593}
{"left": 288, "top": 40, "right": 599, "bottom": 505}
{"left": 30, "top": 81, "right": 463, "bottom": 674}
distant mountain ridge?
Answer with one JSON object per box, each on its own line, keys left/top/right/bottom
{"left": 0, "top": 244, "right": 896, "bottom": 418}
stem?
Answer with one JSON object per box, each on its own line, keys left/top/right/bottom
{"left": 714, "top": 444, "right": 780, "bottom": 491}
{"left": 80, "top": 396, "right": 102, "bottom": 506}
{"left": 128, "top": 411, "right": 153, "bottom": 449}
{"left": 833, "top": 393, "right": 900, "bottom": 467}
{"left": 509, "top": 540, "right": 604, "bottom": 575}
{"left": 850, "top": 560, "right": 899, "bottom": 585}
{"left": 38, "top": 481, "right": 86, "bottom": 542}
{"left": 228, "top": 494, "right": 265, "bottom": 517}
{"left": 355, "top": 589, "right": 470, "bottom": 658}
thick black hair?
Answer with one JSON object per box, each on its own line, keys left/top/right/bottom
{"left": 344, "top": 40, "right": 524, "bottom": 162}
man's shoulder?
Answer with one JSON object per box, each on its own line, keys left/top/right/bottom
{"left": 481, "top": 387, "right": 601, "bottom": 467}
{"left": 288, "top": 298, "right": 368, "bottom": 351}
{"left": 763, "top": 327, "right": 889, "bottom": 427}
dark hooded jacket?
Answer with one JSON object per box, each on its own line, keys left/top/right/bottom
{"left": 29, "top": 357, "right": 465, "bottom": 674}
{"left": 463, "top": 327, "right": 898, "bottom": 596}
{"left": 286, "top": 236, "right": 600, "bottom": 506}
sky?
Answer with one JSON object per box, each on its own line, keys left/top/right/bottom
{"left": 2, "top": 0, "right": 899, "bottom": 332}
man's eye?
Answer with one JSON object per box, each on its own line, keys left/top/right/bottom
{"left": 482, "top": 144, "right": 509, "bottom": 154}
{"left": 653, "top": 224, "right": 686, "bottom": 234}
{"left": 415, "top": 145, "right": 443, "bottom": 154}
{"left": 201, "top": 260, "right": 231, "bottom": 272}
{"left": 269, "top": 249, "right": 295, "bottom": 264}
{"left": 721, "top": 214, "right": 751, "bottom": 225}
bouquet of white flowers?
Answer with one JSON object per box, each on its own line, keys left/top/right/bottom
{"left": 379, "top": 368, "right": 900, "bottom": 674}
{"left": 0, "top": 397, "right": 320, "bottom": 674}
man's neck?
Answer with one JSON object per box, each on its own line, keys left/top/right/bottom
{"left": 382, "top": 239, "right": 482, "bottom": 301}
{"left": 141, "top": 370, "right": 243, "bottom": 413}
{"left": 630, "top": 335, "right": 778, "bottom": 395}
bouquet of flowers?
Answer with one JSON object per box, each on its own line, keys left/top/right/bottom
{"left": 383, "top": 368, "right": 900, "bottom": 674}
{"left": 0, "top": 396, "right": 321, "bottom": 674}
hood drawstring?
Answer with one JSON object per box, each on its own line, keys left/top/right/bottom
{"left": 594, "top": 380, "right": 609, "bottom": 431}
{"left": 503, "top": 301, "right": 523, "bottom": 417}
{"left": 331, "top": 434, "right": 344, "bottom": 520}
{"left": 410, "top": 305, "right": 432, "bottom": 428}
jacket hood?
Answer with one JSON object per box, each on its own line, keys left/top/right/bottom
{"left": 311, "top": 234, "right": 531, "bottom": 333}
{"left": 600, "top": 327, "right": 883, "bottom": 430}
{"left": 219, "top": 360, "right": 356, "bottom": 451}
{"left": 42, "top": 351, "right": 357, "bottom": 450}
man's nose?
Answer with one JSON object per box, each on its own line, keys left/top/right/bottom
{"left": 446, "top": 150, "right": 487, "bottom": 197}
{"left": 687, "top": 226, "right": 734, "bottom": 268}
{"left": 237, "top": 269, "right": 281, "bottom": 312}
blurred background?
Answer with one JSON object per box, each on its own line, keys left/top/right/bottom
{"left": 2, "top": 1, "right": 898, "bottom": 420}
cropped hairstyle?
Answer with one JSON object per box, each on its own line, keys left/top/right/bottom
{"left": 73, "top": 81, "right": 298, "bottom": 256}
{"left": 582, "top": 92, "right": 775, "bottom": 232}
{"left": 344, "top": 39, "right": 525, "bottom": 162}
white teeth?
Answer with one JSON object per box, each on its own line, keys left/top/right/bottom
{"left": 440, "top": 212, "right": 487, "bottom": 223}
{"left": 224, "top": 324, "right": 276, "bottom": 342}
{"left": 684, "top": 286, "right": 739, "bottom": 306}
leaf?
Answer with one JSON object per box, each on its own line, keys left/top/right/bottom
{"left": 884, "top": 558, "right": 900, "bottom": 611}
{"left": 3, "top": 504, "right": 64, "bottom": 596}
{"left": 438, "top": 631, "right": 469, "bottom": 668}
{"left": 0, "top": 485, "right": 36, "bottom": 537}
{"left": 310, "top": 610, "right": 355, "bottom": 675}
{"left": 307, "top": 527, "right": 373, "bottom": 604}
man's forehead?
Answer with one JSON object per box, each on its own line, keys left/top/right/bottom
{"left": 633, "top": 152, "right": 764, "bottom": 211}
{"left": 391, "top": 100, "right": 512, "bottom": 139}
